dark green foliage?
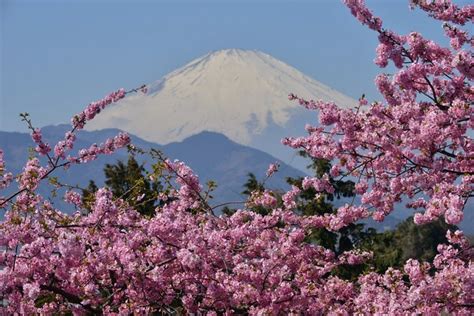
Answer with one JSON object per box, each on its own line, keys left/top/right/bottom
{"left": 296, "top": 151, "right": 355, "bottom": 201}
{"left": 83, "top": 156, "right": 162, "bottom": 217}
{"left": 34, "top": 293, "right": 56, "bottom": 308}
{"left": 81, "top": 180, "right": 98, "bottom": 213}
{"left": 240, "top": 172, "right": 273, "bottom": 215}
{"left": 285, "top": 155, "right": 376, "bottom": 280}
{"left": 395, "top": 216, "right": 455, "bottom": 263}
{"left": 241, "top": 173, "right": 264, "bottom": 196}
{"left": 221, "top": 206, "right": 236, "bottom": 217}
{"left": 287, "top": 154, "right": 362, "bottom": 257}
{"left": 362, "top": 216, "right": 457, "bottom": 273}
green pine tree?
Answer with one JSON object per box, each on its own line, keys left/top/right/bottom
{"left": 83, "top": 156, "right": 162, "bottom": 217}
{"left": 362, "top": 216, "right": 457, "bottom": 273}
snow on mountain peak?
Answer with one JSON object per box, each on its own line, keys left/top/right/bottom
{"left": 86, "top": 49, "right": 356, "bottom": 145}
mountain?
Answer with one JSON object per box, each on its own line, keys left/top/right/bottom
{"left": 85, "top": 49, "right": 357, "bottom": 170}
{"left": 2, "top": 126, "right": 472, "bottom": 233}
{"left": 0, "top": 125, "right": 305, "bottom": 211}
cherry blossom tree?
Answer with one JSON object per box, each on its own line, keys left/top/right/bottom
{"left": 1, "top": 0, "right": 472, "bottom": 314}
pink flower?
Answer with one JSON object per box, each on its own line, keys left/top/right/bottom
{"left": 266, "top": 163, "right": 279, "bottom": 177}
{"left": 22, "top": 283, "right": 40, "bottom": 299}
{"left": 64, "top": 190, "right": 83, "bottom": 207}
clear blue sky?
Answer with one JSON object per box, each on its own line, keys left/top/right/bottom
{"left": 1, "top": 0, "right": 467, "bottom": 132}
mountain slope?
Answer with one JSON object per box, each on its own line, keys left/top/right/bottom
{"left": 0, "top": 125, "right": 305, "bottom": 209}
{"left": 2, "top": 126, "right": 472, "bottom": 233}
{"left": 85, "top": 49, "right": 356, "bottom": 162}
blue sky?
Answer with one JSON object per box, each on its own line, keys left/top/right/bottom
{"left": 1, "top": 0, "right": 467, "bottom": 132}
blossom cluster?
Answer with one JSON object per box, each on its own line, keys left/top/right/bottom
{"left": 0, "top": 150, "right": 13, "bottom": 191}
{"left": 71, "top": 89, "right": 126, "bottom": 130}
{"left": 1, "top": 158, "right": 471, "bottom": 314}
{"left": 285, "top": 0, "right": 473, "bottom": 228}
{"left": 265, "top": 163, "right": 279, "bottom": 178}
{"left": 31, "top": 128, "right": 52, "bottom": 156}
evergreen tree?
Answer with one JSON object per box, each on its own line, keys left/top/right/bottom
{"left": 363, "top": 216, "right": 457, "bottom": 273}
{"left": 81, "top": 180, "right": 98, "bottom": 212}
{"left": 83, "top": 156, "right": 162, "bottom": 216}
{"left": 285, "top": 153, "right": 377, "bottom": 280}
{"left": 286, "top": 152, "right": 369, "bottom": 256}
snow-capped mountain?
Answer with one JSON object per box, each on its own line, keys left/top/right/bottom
{"left": 86, "top": 49, "right": 356, "bottom": 169}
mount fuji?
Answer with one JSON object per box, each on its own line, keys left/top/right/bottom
{"left": 86, "top": 49, "right": 357, "bottom": 169}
